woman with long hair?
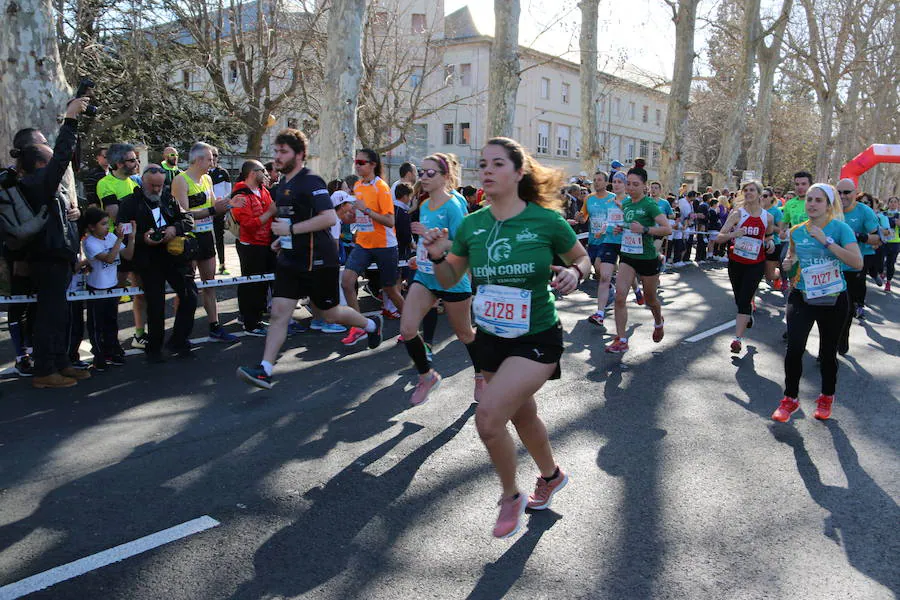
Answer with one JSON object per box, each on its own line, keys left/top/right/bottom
{"left": 716, "top": 181, "right": 775, "bottom": 354}
{"left": 421, "top": 137, "right": 590, "bottom": 538}
{"left": 401, "top": 152, "right": 483, "bottom": 405}
{"left": 773, "top": 183, "right": 862, "bottom": 423}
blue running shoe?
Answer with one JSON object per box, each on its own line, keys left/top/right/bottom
{"left": 209, "top": 326, "right": 239, "bottom": 342}
{"left": 237, "top": 364, "right": 272, "bottom": 389}
{"left": 287, "top": 320, "right": 308, "bottom": 336}
{"left": 310, "top": 319, "right": 326, "bottom": 330}
{"left": 321, "top": 322, "right": 347, "bottom": 334}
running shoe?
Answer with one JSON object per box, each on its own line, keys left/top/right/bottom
{"left": 209, "top": 326, "right": 239, "bottom": 342}
{"left": 132, "top": 332, "right": 149, "bottom": 349}
{"left": 410, "top": 371, "right": 441, "bottom": 406}
{"left": 634, "top": 287, "right": 645, "bottom": 305}
{"left": 838, "top": 337, "right": 850, "bottom": 356}
{"left": 652, "top": 320, "right": 664, "bottom": 343}
{"left": 381, "top": 308, "right": 401, "bottom": 320}
{"left": 493, "top": 493, "right": 527, "bottom": 538}
{"left": 107, "top": 354, "right": 126, "bottom": 366}
{"left": 527, "top": 468, "right": 569, "bottom": 510}
{"left": 885, "top": 281, "right": 892, "bottom": 293}
{"left": 341, "top": 327, "right": 367, "bottom": 346}
{"left": 771, "top": 397, "right": 800, "bottom": 422}
{"left": 730, "top": 338, "right": 742, "bottom": 354}
{"left": 605, "top": 337, "right": 629, "bottom": 353}
{"left": 873, "top": 274, "right": 884, "bottom": 287}
{"left": 474, "top": 374, "right": 485, "bottom": 403}
{"left": 243, "top": 326, "right": 267, "bottom": 337}
{"left": 14, "top": 356, "right": 34, "bottom": 377}
{"left": 92, "top": 358, "right": 108, "bottom": 372}
{"left": 287, "top": 320, "right": 308, "bottom": 336}
{"left": 237, "top": 364, "right": 273, "bottom": 390}
{"left": 425, "top": 342, "right": 434, "bottom": 362}
{"left": 367, "top": 315, "right": 383, "bottom": 349}
{"left": 70, "top": 359, "right": 92, "bottom": 370}
{"left": 813, "top": 394, "right": 834, "bottom": 420}
{"left": 321, "top": 322, "right": 347, "bottom": 334}
{"left": 855, "top": 306, "right": 866, "bottom": 320}
{"left": 218, "top": 265, "right": 230, "bottom": 276}
{"left": 310, "top": 319, "right": 326, "bottom": 330}
{"left": 119, "top": 295, "right": 131, "bottom": 304}
{"left": 587, "top": 312, "right": 606, "bottom": 331}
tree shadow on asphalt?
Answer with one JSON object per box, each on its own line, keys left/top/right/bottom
{"left": 769, "top": 421, "right": 900, "bottom": 595}
{"left": 231, "top": 405, "right": 476, "bottom": 600}
{"left": 465, "top": 510, "right": 563, "bottom": 600}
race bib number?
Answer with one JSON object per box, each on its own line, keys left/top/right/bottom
{"left": 801, "top": 262, "right": 843, "bottom": 299}
{"left": 606, "top": 208, "right": 624, "bottom": 225}
{"left": 590, "top": 215, "right": 607, "bottom": 238}
{"left": 733, "top": 236, "right": 762, "bottom": 260}
{"left": 621, "top": 231, "right": 643, "bottom": 254}
{"left": 473, "top": 284, "right": 531, "bottom": 338}
{"left": 415, "top": 240, "right": 433, "bottom": 274}
{"left": 276, "top": 217, "right": 293, "bottom": 249}
{"left": 355, "top": 210, "right": 374, "bottom": 232}
{"left": 194, "top": 216, "right": 213, "bottom": 233}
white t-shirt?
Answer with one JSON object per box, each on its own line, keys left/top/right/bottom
{"left": 330, "top": 190, "right": 352, "bottom": 239}
{"left": 678, "top": 197, "right": 694, "bottom": 226}
{"left": 84, "top": 233, "right": 120, "bottom": 290}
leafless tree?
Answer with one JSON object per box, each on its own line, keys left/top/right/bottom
{"left": 488, "top": 0, "right": 521, "bottom": 138}
{"left": 579, "top": 0, "right": 601, "bottom": 174}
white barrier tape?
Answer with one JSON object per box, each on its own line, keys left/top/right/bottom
{"left": 575, "top": 230, "right": 720, "bottom": 241}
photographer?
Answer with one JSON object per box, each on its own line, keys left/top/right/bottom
{"left": 19, "top": 98, "right": 89, "bottom": 388}
{"left": 117, "top": 165, "right": 197, "bottom": 362}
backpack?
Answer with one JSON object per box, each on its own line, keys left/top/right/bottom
{"left": 224, "top": 188, "right": 249, "bottom": 238}
{"left": 0, "top": 168, "right": 49, "bottom": 250}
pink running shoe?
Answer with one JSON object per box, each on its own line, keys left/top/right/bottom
{"left": 410, "top": 371, "right": 441, "bottom": 406}
{"left": 527, "top": 468, "right": 569, "bottom": 510}
{"left": 473, "top": 374, "right": 485, "bottom": 403}
{"left": 605, "top": 337, "right": 629, "bottom": 354}
{"left": 493, "top": 493, "right": 527, "bottom": 538}
{"left": 341, "top": 327, "right": 367, "bottom": 346}
{"left": 771, "top": 397, "right": 799, "bottom": 422}
{"left": 813, "top": 394, "right": 834, "bottom": 420}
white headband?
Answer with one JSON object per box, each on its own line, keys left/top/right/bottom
{"left": 808, "top": 183, "right": 835, "bottom": 205}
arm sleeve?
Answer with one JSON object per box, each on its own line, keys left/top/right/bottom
{"left": 38, "top": 120, "right": 78, "bottom": 208}
{"left": 311, "top": 177, "right": 333, "bottom": 214}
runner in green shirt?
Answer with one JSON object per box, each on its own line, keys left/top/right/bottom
{"left": 782, "top": 171, "right": 812, "bottom": 229}
{"left": 606, "top": 166, "right": 672, "bottom": 354}
{"left": 422, "top": 137, "right": 590, "bottom": 540}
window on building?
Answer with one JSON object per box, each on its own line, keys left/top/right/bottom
{"left": 443, "top": 123, "right": 454, "bottom": 145}
{"left": 609, "top": 134, "right": 620, "bottom": 160}
{"left": 613, "top": 97, "right": 621, "bottom": 117}
{"left": 182, "top": 70, "right": 191, "bottom": 90}
{"left": 540, "top": 77, "right": 550, "bottom": 100}
{"left": 373, "top": 11, "right": 388, "bottom": 26}
{"left": 562, "top": 83, "right": 570, "bottom": 104}
{"left": 458, "top": 122, "right": 471, "bottom": 145}
{"left": 628, "top": 101, "right": 636, "bottom": 120}
{"left": 444, "top": 64, "right": 455, "bottom": 84}
{"left": 460, "top": 63, "right": 472, "bottom": 86}
{"left": 411, "top": 13, "right": 426, "bottom": 33}
{"left": 639, "top": 139, "right": 649, "bottom": 160}
{"left": 556, "top": 125, "right": 570, "bottom": 157}
{"left": 642, "top": 105, "right": 649, "bottom": 123}
{"left": 287, "top": 117, "right": 298, "bottom": 129}
{"left": 625, "top": 139, "right": 635, "bottom": 161}
{"left": 574, "top": 128, "right": 582, "bottom": 158}
{"left": 537, "top": 121, "right": 550, "bottom": 154}
{"left": 656, "top": 108, "right": 662, "bottom": 127}
{"left": 651, "top": 142, "right": 661, "bottom": 167}
{"left": 228, "top": 61, "right": 238, "bottom": 83}
{"left": 410, "top": 65, "right": 424, "bottom": 88}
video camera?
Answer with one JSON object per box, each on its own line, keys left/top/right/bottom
{"left": 75, "top": 78, "right": 99, "bottom": 118}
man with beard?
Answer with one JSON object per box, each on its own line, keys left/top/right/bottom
{"left": 117, "top": 165, "right": 197, "bottom": 362}
{"left": 160, "top": 145, "right": 181, "bottom": 195}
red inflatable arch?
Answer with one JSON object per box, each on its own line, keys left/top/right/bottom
{"left": 839, "top": 144, "right": 900, "bottom": 184}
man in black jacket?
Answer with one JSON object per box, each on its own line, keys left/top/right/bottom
{"left": 21, "top": 98, "right": 88, "bottom": 388}
{"left": 117, "top": 165, "right": 197, "bottom": 361}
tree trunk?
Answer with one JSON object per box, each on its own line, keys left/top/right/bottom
{"left": 488, "top": 0, "right": 521, "bottom": 139}
{"left": 746, "top": 0, "right": 793, "bottom": 179}
{"left": 579, "top": 0, "right": 601, "bottom": 174}
{"left": 659, "top": 0, "right": 700, "bottom": 195}
{"left": 814, "top": 90, "right": 838, "bottom": 180}
{"left": 711, "top": 0, "right": 761, "bottom": 189}
{"left": 831, "top": 72, "right": 859, "bottom": 177}
{"left": 0, "top": 0, "right": 71, "bottom": 160}
{"left": 318, "top": 0, "right": 366, "bottom": 181}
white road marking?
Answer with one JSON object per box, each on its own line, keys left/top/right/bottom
{"left": 684, "top": 320, "right": 736, "bottom": 343}
{"left": 0, "top": 516, "right": 220, "bottom": 599}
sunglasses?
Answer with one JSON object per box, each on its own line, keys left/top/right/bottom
{"left": 253, "top": 168, "right": 265, "bottom": 172}
{"left": 354, "top": 159, "right": 373, "bottom": 166}
{"left": 143, "top": 167, "right": 165, "bottom": 175}
{"left": 166, "top": 153, "right": 178, "bottom": 157}
{"left": 419, "top": 168, "right": 442, "bottom": 178}
{"left": 761, "top": 193, "right": 770, "bottom": 197}
{"left": 838, "top": 190, "right": 854, "bottom": 195}
{"left": 123, "top": 157, "right": 139, "bottom": 163}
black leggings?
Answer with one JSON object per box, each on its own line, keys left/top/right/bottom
{"left": 864, "top": 252, "right": 882, "bottom": 280}
{"left": 784, "top": 289, "right": 848, "bottom": 398}
{"left": 884, "top": 242, "right": 899, "bottom": 281}
{"left": 727, "top": 260, "right": 765, "bottom": 315}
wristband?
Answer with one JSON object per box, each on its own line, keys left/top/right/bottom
{"left": 432, "top": 251, "right": 447, "bottom": 264}
{"left": 569, "top": 265, "right": 583, "bottom": 283}
{"left": 643, "top": 225, "right": 650, "bottom": 235}
{"left": 855, "top": 232, "right": 869, "bottom": 244}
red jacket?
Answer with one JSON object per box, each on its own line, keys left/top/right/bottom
{"left": 230, "top": 181, "right": 273, "bottom": 246}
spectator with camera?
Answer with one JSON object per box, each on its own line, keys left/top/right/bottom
{"left": 17, "top": 98, "right": 88, "bottom": 388}
{"left": 117, "top": 165, "right": 198, "bottom": 361}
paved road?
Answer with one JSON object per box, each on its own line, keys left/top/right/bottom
{"left": 1, "top": 262, "right": 898, "bottom": 600}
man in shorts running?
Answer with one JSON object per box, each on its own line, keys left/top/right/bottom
{"left": 237, "top": 130, "right": 383, "bottom": 389}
